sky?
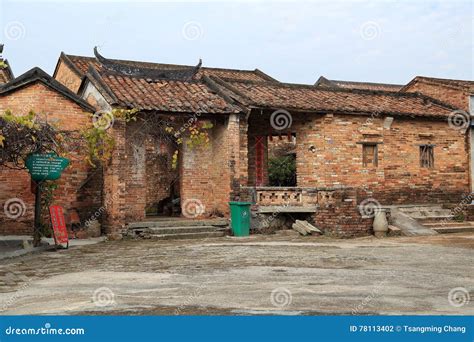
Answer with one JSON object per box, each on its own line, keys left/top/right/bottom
{"left": 0, "top": 0, "right": 472, "bottom": 85}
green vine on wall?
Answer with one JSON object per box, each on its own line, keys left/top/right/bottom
{"left": 165, "top": 120, "right": 213, "bottom": 169}
{"left": 0, "top": 110, "right": 65, "bottom": 168}
{"left": 82, "top": 108, "right": 138, "bottom": 167}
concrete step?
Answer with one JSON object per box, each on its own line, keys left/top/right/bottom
{"left": 431, "top": 226, "right": 474, "bottom": 234}
{"left": 129, "top": 218, "right": 228, "bottom": 229}
{"left": 422, "top": 221, "right": 474, "bottom": 227}
{"left": 397, "top": 205, "right": 443, "bottom": 212}
{"left": 412, "top": 215, "right": 455, "bottom": 222}
{"left": 389, "top": 208, "right": 438, "bottom": 236}
{"left": 146, "top": 226, "right": 227, "bottom": 235}
{"left": 148, "top": 231, "right": 226, "bottom": 240}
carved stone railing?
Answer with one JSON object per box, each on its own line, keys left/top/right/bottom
{"left": 239, "top": 186, "right": 348, "bottom": 212}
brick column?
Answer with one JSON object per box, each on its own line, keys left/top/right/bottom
{"left": 102, "top": 120, "right": 127, "bottom": 239}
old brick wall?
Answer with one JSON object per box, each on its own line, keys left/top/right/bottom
{"left": 54, "top": 60, "right": 83, "bottom": 94}
{"left": 179, "top": 115, "right": 242, "bottom": 217}
{"left": 312, "top": 188, "right": 373, "bottom": 237}
{"left": 403, "top": 81, "right": 470, "bottom": 112}
{"left": 244, "top": 110, "right": 469, "bottom": 206}
{"left": 0, "top": 82, "right": 101, "bottom": 235}
{"left": 123, "top": 120, "right": 147, "bottom": 222}
{"left": 101, "top": 120, "right": 127, "bottom": 238}
{"left": 296, "top": 113, "right": 469, "bottom": 204}
{"left": 145, "top": 137, "right": 176, "bottom": 214}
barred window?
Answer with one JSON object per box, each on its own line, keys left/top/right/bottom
{"left": 362, "top": 143, "right": 378, "bottom": 167}
{"left": 420, "top": 145, "right": 434, "bottom": 168}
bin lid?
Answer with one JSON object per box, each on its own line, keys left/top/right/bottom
{"left": 229, "top": 201, "right": 253, "bottom": 205}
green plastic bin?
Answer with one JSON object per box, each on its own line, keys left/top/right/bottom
{"left": 229, "top": 201, "right": 252, "bottom": 236}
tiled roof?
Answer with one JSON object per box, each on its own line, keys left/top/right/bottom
{"left": 401, "top": 76, "right": 474, "bottom": 93}
{"left": 315, "top": 76, "right": 402, "bottom": 92}
{"left": 61, "top": 53, "right": 277, "bottom": 83}
{"left": 93, "top": 71, "right": 241, "bottom": 113}
{"left": 214, "top": 78, "right": 455, "bottom": 118}
{"left": 59, "top": 50, "right": 457, "bottom": 118}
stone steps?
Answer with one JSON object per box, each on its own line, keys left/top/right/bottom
{"left": 421, "top": 221, "right": 474, "bottom": 234}
{"left": 128, "top": 218, "right": 228, "bottom": 229}
{"left": 431, "top": 225, "right": 474, "bottom": 234}
{"left": 422, "top": 221, "right": 474, "bottom": 227}
{"left": 149, "top": 231, "right": 226, "bottom": 240}
{"left": 146, "top": 226, "right": 227, "bottom": 235}
{"left": 410, "top": 215, "right": 455, "bottom": 222}
{"left": 127, "top": 218, "right": 229, "bottom": 240}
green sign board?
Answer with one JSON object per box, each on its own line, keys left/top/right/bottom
{"left": 25, "top": 153, "right": 70, "bottom": 181}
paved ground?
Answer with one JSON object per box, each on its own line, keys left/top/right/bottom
{"left": 0, "top": 232, "right": 473, "bottom": 315}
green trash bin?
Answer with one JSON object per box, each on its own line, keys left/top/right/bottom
{"left": 229, "top": 201, "right": 252, "bottom": 236}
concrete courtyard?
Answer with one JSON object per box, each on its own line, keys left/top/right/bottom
{"left": 0, "top": 232, "right": 472, "bottom": 315}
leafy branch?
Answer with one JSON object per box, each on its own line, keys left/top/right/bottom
{"left": 0, "top": 110, "right": 64, "bottom": 169}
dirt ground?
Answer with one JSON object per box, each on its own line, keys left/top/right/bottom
{"left": 0, "top": 232, "right": 472, "bottom": 315}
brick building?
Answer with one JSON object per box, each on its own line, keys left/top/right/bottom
{"left": 401, "top": 76, "right": 474, "bottom": 192}
{"left": 0, "top": 47, "right": 471, "bottom": 237}
{"left": 0, "top": 67, "right": 99, "bottom": 235}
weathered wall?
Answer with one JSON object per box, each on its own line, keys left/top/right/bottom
{"left": 403, "top": 81, "right": 470, "bottom": 112}
{"left": 245, "top": 110, "right": 469, "bottom": 206}
{"left": 145, "top": 137, "right": 176, "bottom": 214}
{"left": 180, "top": 116, "right": 241, "bottom": 217}
{"left": 54, "top": 60, "right": 83, "bottom": 94}
{"left": 313, "top": 188, "right": 373, "bottom": 237}
{"left": 0, "top": 82, "right": 100, "bottom": 235}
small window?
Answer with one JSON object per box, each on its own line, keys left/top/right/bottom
{"left": 362, "top": 144, "right": 378, "bottom": 167}
{"left": 420, "top": 145, "right": 434, "bottom": 168}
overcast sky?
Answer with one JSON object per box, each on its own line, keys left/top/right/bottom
{"left": 0, "top": 0, "right": 472, "bottom": 84}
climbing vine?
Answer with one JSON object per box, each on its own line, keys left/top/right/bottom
{"left": 165, "top": 120, "right": 213, "bottom": 169}
{"left": 0, "top": 60, "right": 7, "bottom": 69}
{"left": 0, "top": 110, "right": 64, "bottom": 168}
{"left": 81, "top": 108, "right": 138, "bottom": 167}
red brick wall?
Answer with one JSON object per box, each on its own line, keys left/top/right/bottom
{"left": 403, "top": 81, "right": 470, "bottom": 112}
{"left": 145, "top": 137, "right": 176, "bottom": 213}
{"left": 244, "top": 110, "right": 469, "bottom": 205}
{"left": 313, "top": 188, "right": 373, "bottom": 237}
{"left": 0, "top": 82, "right": 100, "bottom": 235}
{"left": 180, "top": 115, "right": 242, "bottom": 217}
